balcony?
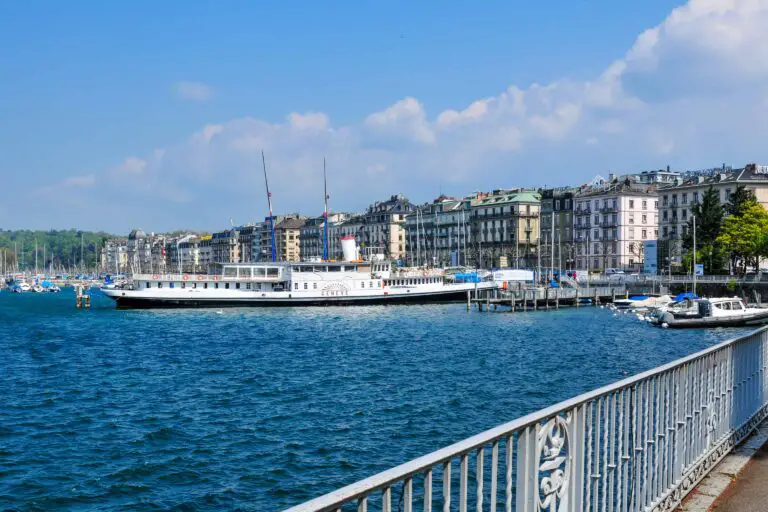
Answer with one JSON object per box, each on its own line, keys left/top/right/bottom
{"left": 600, "top": 219, "right": 618, "bottom": 227}
{"left": 575, "top": 208, "right": 592, "bottom": 215}
{"left": 600, "top": 205, "right": 618, "bottom": 213}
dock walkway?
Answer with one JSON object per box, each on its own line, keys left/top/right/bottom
{"left": 469, "top": 285, "right": 628, "bottom": 311}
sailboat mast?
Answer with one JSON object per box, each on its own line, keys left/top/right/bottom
{"left": 323, "top": 158, "right": 329, "bottom": 261}
{"left": 262, "top": 151, "right": 277, "bottom": 263}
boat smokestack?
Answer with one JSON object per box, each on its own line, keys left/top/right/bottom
{"left": 340, "top": 236, "right": 358, "bottom": 261}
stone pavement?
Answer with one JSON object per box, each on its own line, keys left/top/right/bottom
{"left": 680, "top": 420, "right": 768, "bottom": 512}
{"left": 710, "top": 442, "right": 768, "bottom": 512}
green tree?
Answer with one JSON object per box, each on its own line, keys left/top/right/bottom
{"left": 682, "top": 186, "right": 725, "bottom": 273}
{"left": 717, "top": 203, "right": 768, "bottom": 273}
{"left": 725, "top": 185, "right": 758, "bottom": 216}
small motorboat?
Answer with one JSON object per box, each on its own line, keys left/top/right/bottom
{"left": 614, "top": 294, "right": 673, "bottom": 312}
{"left": 10, "top": 282, "right": 31, "bottom": 293}
{"left": 650, "top": 297, "right": 768, "bottom": 328}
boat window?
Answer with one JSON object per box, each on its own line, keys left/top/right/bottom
{"left": 361, "top": 281, "right": 365, "bottom": 288}
{"left": 225, "top": 283, "right": 230, "bottom": 290}
{"left": 215, "top": 283, "right": 218, "bottom": 289}
{"left": 158, "top": 282, "right": 162, "bottom": 288}
{"left": 204, "top": 283, "right": 208, "bottom": 289}
{"left": 370, "top": 281, "right": 373, "bottom": 288}
{"left": 722, "top": 302, "right": 731, "bottom": 310}
{"left": 236, "top": 283, "right": 241, "bottom": 290}
{"left": 146, "top": 282, "right": 150, "bottom": 289}
{"left": 181, "top": 282, "right": 186, "bottom": 289}
{"left": 255, "top": 267, "right": 267, "bottom": 278}
{"left": 732, "top": 301, "right": 743, "bottom": 310}
{"left": 294, "top": 282, "right": 299, "bottom": 290}
{"left": 246, "top": 283, "right": 251, "bottom": 290}
{"left": 239, "top": 267, "right": 253, "bottom": 278}
{"left": 378, "top": 281, "right": 382, "bottom": 288}
{"left": 327, "top": 266, "right": 341, "bottom": 272}
{"left": 193, "top": 283, "right": 197, "bottom": 289}
{"left": 170, "top": 283, "right": 175, "bottom": 289}
{"left": 223, "top": 267, "right": 237, "bottom": 278}
{"left": 303, "top": 282, "right": 308, "bottom": 290}
{"left": 266, "top": 268, "right": 279, "bottom": 278}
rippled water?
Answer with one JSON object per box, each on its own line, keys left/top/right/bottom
{"left": 0, "top": 290, "right": 753, "bottom": 510}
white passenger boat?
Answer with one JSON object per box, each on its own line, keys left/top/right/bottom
{"left": 101, "top": 260, "right": 497, "bottom": 309}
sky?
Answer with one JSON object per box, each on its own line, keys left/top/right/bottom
{"left": 2, "top": 0, "right": 768, "bottom": 234}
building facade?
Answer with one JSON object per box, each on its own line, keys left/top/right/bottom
{"left": 274, "top": 217, "right": 306, "bottom": 262}
{"left": 540, "top": 188, "right": 576, "bottom": 272}
{"left": 299, "top": 213, "right": 351, "bottom": 261}
{"left": 470, "top": 189, "right": 541, "bottom": 269}
{"left": 574, "top": 180, "right": 658, "bottom": 271}
{"left": 360, "top": 194, "right": 414, "bottom": 261}
{"left": 657, "top": 164, "right": 768, "bottom": 255}
{"left": 405, "top": 196, "right": 471, "bottom": 267}
{"left": 100, "top": 238, "right": 128, "bottom": 273}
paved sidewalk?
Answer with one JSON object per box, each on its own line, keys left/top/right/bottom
{"left": 710, "top": 442, "right": 768, "bottom": 512}
{"left": 680, "top": 420, "right": 768, "bottom": 511}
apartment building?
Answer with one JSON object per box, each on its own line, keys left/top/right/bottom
{"left": 540, "top": 188, "right": 576, "bottom": 271}
{"left": 328, "top": 215, "right": 365, "bottom": 260}
{"left": 574, "top": 180, "right": 658, "bottom": 271}
{"left": 100, "top": 238, "right": 128, "bottom": 273}
{"left": 360, "top": 194, "right": 415, "bottom": 261}
{"left": 299, "top": 212, "right": 351, "bottom": 261}
{"left": 405, "top": 196, "right": 471, "bottom": 267}
{"left": 468, "top": 189, "right": 541, "bottom": 268}
{"left": 658, "top": 164, "right": 768, "bottom": 242}
{"left": 274, "top": 217, "right": 306, "bottom": 262}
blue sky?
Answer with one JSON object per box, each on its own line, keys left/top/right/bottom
{"left": 2, "top": 0, "right": 766, "bottom": 233}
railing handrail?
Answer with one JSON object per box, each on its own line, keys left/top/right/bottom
{"left": 284, "top": 325, "right": 768, "bottom": 512}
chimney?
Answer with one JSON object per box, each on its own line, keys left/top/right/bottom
{"left": 666, "top": 165, "right": 670, "bottom": 173}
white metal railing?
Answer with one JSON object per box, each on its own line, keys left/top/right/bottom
{"left": 132, "top": 273, "right": 281, "bottom": 282}
{"left": 284, "top": 328, "right": 768, "bottom": 512}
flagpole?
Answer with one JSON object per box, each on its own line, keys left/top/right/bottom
{"left": 323, "top": 158, "right": 329, "bottom": 261}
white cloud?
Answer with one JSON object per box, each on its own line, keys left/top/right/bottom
{"left": 365, "top": 97, "right": 435, "bottom": 145}
{"left": 62, "top": 174, "right": 95, "bottom": 188}
{"left": 115, "top": 157, "right": 148, "bottom": 174}
{"left": 29, "top": 0, "right": 768, "bottom": 231}
{"left": 174, "top": 81, "right": 215, "bottom": 101}
{"left": 287, "top": 112, "right": 330, "bottom": 131}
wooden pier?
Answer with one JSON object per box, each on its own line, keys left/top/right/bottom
{"left": 468, "top": 285, "right": 628, "bottom": 312}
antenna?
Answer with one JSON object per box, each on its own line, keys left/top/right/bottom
{"left": 262, "top": 151, "right": 277, "bottom": 262}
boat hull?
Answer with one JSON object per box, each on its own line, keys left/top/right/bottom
{"left": 656, "top": 310, "right": 768, "bottom": 328}
{"left": 102, "top": 286, "right": 487, "bottom": 309}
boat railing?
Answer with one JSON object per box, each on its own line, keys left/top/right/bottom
{"left": 393, "top": 270, "right": 446, "bottom": 278}
{"left": 284, "top": 327, "right": 768, "bottom": 512}
{"left": 132, "top": 273, "right": 283, "bottom": 282}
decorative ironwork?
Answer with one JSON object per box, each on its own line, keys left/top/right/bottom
{"left": 536, "top": 416, "right": 570, "bottom": 511}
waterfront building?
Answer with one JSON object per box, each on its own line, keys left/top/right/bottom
{"left": 360, "top": 194, "right": 415, "bottom": 261}
{"left": 540, "top": 187, "right": 576, "bottom": 272}
{"left": 574, "top": 178, "right": 658, "bottom": 272}
{"left": 405, "top": 196, "right": 471, "bottom": 267}
{"left": 657, "top": 163, "right": 768, "bottom": 268}
{"left": 470, "top": 189, "right": 541, "bottom": 269}
{"left": 199, "top": 235, "right": 213, "bottom": 269}
{"left": 299, "top": 213, "right": 351, "bottom": 261}
{"left": 328, "top": 215, "right": 365, "bottom": 260}
{"left": 100, "top": 238, "right": 128, "bottom": 274}
{"left": 254, "top": 214, "right": 304, "bottom": 262}
{"left": 274, "top": 217, "right": 306, "bottom": 262}
{"left": 126, "top": 229, "right": 166, "bottom": 274}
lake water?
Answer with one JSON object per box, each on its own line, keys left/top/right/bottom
{"left": 0, "top": 290, "right": 752, "bottom": 510}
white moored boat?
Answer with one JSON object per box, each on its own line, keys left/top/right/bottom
{"left": 101, "top": 260, "right": 497, "bottom": 309}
